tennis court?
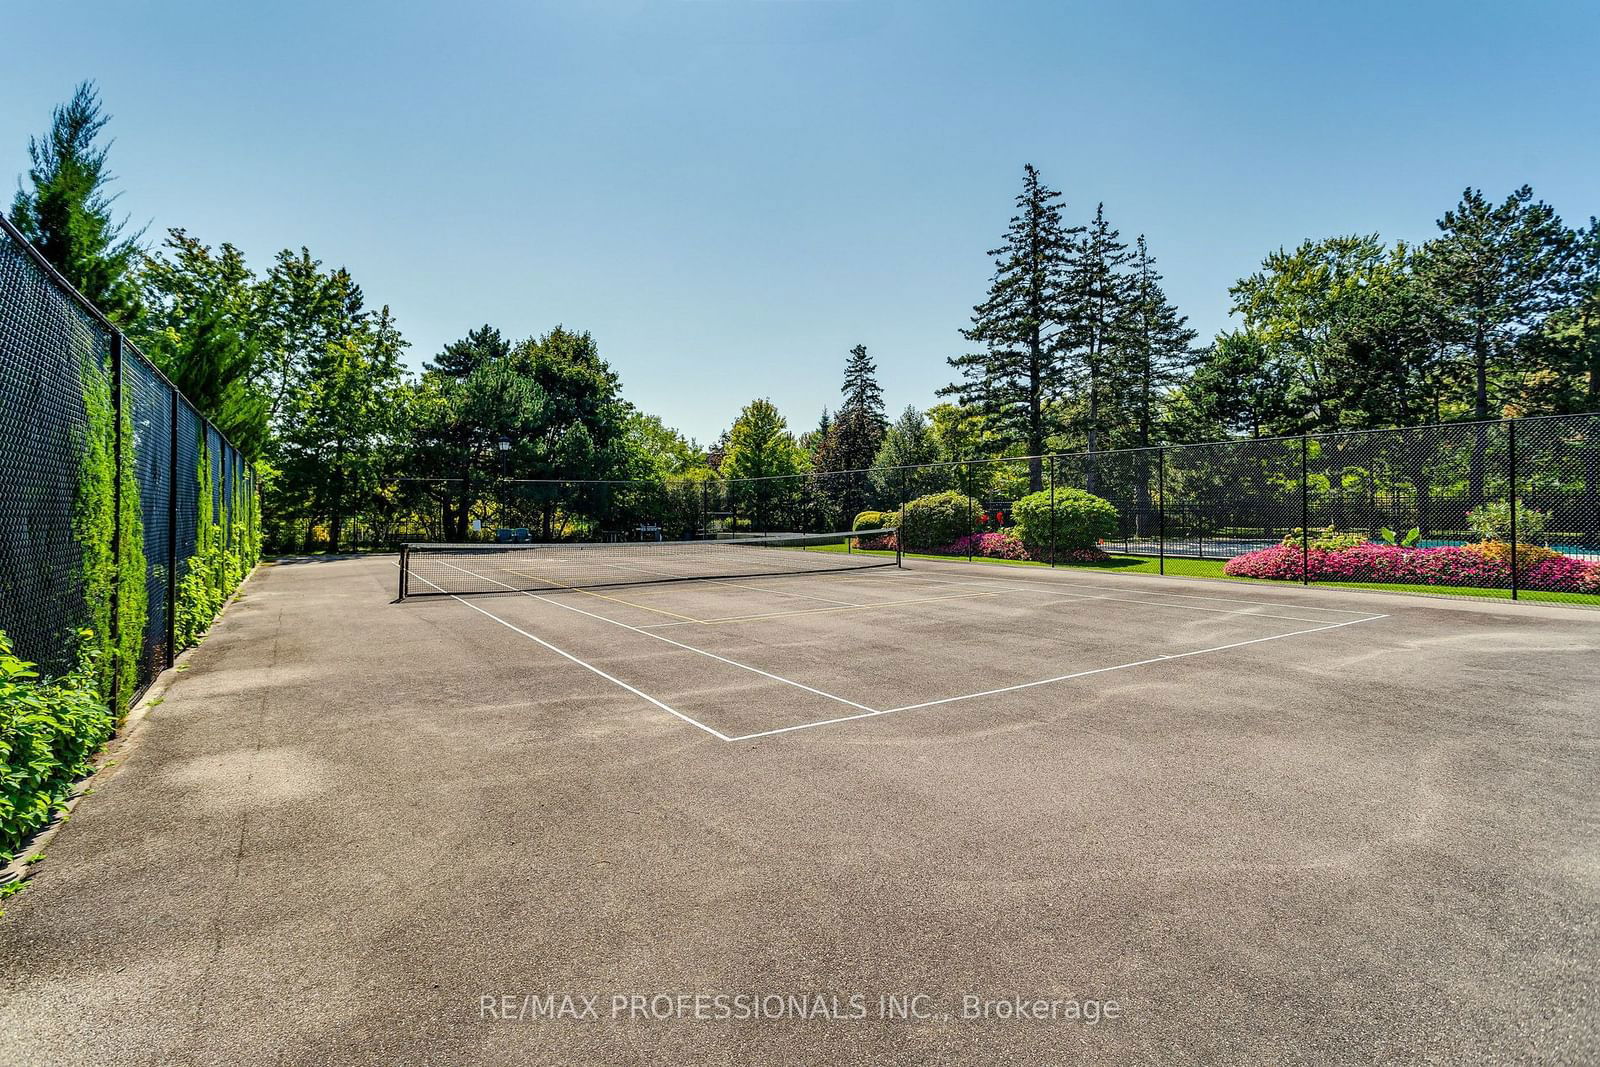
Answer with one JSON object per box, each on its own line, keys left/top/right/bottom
{"left": 4, "top": 543, "right": 1596, "bottom": 1064}
{"left": 395, "top": 532, "right": 1391, "bottom": 743}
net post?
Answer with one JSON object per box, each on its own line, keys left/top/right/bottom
{"left": 1048, "top": 454, "right": 1057, "bottom": 568}
{"left": 967, "top": 462, "right": 975, "bottom": 562}
{"left": 898, "top": 466, "right": 907, "bottom": 569}
{"left": 1300, "top": 435, "right": 1310, "bottom": 586}
{"left": 1509, "top": 419, "right": 1518, "bottom": 600}
{"left": 398, "top": 544, "right": 409, "bottom": 601}
{"left": 1157, "top": 447, "right": 1166, "bottom": 576}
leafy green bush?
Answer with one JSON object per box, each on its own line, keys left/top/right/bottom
{"left": 852, "top": 510, "right": 886, "bottom": 531}
{"left": 1012, "top": 488, "right": 1118, "bottom": 552}
{"left": 0, "top": 629, "right": 114, "bottom": 864}
{"left": 898, "top": 490, "right": 980, "bottom": 549}
{"left": 1280, "top": 526, "right": 1368, "bottom": 552}
{"left": 1467, "top": 500, "right": 1549, "bottom": 544}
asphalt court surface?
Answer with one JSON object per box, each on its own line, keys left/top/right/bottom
{"left": 4, "top": 552, "right": 1595, "bottom": 1065}
{"left": 404, "top": 561, "right": 1388, "bottom": 740}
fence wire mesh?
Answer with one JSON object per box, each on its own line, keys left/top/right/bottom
{"left": 393, "top": 415, "right": 1597, "bottom": 607}
{"left": 0, "top": 217, "right": 259, "bottom": 706}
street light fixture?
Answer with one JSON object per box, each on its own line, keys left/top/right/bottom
{"left": 496, "top": 435, "right": 511, "bottom": 534}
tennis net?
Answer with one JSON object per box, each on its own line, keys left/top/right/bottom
{"left": 398, "top": 529, "right": 899, "bottom": 598}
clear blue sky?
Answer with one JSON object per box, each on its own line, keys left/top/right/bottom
{"left": 5, "top": 1, "right": 1597, "bottom": 445}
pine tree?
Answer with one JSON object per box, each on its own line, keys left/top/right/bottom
{"left": 942, "top": 165, "right": 1081, "bottom": 491}
{"left": 1117, "top": 236, "right": 1196, "bottom": 449}
{"left": 10, "top": 81, "right": 143, "bottom": 323}
{"left": 1418, "top": 186, "right": 1574, "bottom": 421}
{"left": 870, "top": 406, "right": 947, "bottom": 501}
{"left": 840, "top": 344, "right": 887, "bottom": 431}
{"left": 426, "top": 324, "right": 511, "bottom": 379}
{"left": 1066, "top": 203, "right": 1134, "bottom": 467}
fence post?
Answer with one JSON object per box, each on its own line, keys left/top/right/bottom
{"left": 701, "top": 479, "right": 709, "bottom": 539}
{"left": 109, "top": 332, "right": 124, "bottom": 705}
{"left": 1301, "top": 434, "right": 1311, "bottom": 587}
{"left": 398, "top": 544, "right": 409, "bottom": 601}
{"left": 1157, "top": 447, "right": 1166, "bottom": 576}
{"left": 166, "top": 388, "right": 178, "bottom": 670}
{"left": 1509, "top": 419, "right": 1519, "bottom": 600}
{"left": 1048, "top": 454, "right": 1057, "bottom": 567}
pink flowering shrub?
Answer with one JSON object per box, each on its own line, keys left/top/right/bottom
{"left": 1524, "top": 554, "right": 1600, "bottom": 593}
{"left": 928, "top": 531, "right": 1112, "bottom": 564}
{"left": 856, "top": 532, "right": 897, "bottom": 551}
{"left": 1224, "top": 542, "right": 1600, "bottom": 592}
{"left": 940, "top": 532, "right": 1032, "bottom": 560}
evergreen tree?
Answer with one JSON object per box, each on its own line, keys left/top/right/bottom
{"left": 814, "top": 345, "right": 889, "bottom": 521}
{"left": 1417, "top": 186, "right": 1574, "bottom": 421}
{"left": 1115, "top": 236, "right": 1195, "bottom": 449}
{"left": 943, "top": 165, "right": 1081, "bottom": 490}
{"left": 426, "top": 323, "right": 511, "bottom": 379}
{"left": 870, "top": 406, "right": 947, "bottom": 501}
{"left": 1524, "top": 217, "right": 1599, "bottom": 414}
{"left": 1066, "top": 203, "right": 1134, "bottom": 467}
{"left": 798, "top": 408, "right": 832, "bottom": 457}
{"left": 10, "top": 81, "right": 143, "bottom": 323}
{"left": 840, "top": 344, "right": 887, "bottom": 430}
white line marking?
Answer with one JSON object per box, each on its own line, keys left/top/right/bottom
{"left": 631, "top": 590, "right": 999, "bottom": 628}
{"left": 723, "top": 614, "right": 1388, "bottom": 741}
{"left": 431, "top": 559, "right": 878, "bottom": 714}
{"left": 835, "top": 567, "right": 1382, "bottom": 626}
{"left": 407, "top": 573, "right": 731, "bottom": 741}
{"left": 399, "top": 557, "right": 1389, "bottom": 742}
{"left": 892, "top": 563, "right": 1384, "bottom": 615}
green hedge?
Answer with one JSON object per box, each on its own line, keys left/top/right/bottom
{"left": 851, "top": 510, "right": 902, "bottom": 531}
{"left": 899, "top": 490, "right": 980, "bottom": 549}
{"left": 1011, "top": 488, "right": 1118, "bottom": 552}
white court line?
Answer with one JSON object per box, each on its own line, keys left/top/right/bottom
{"left": 631, "top": 590, "right": 998, "bottom": 628}
{"left": 887, "top": 562, "right": 1384, "bottom": 616}
{"left": 406, "top": 572, "right": 733, "bottom": 741}
{"left": 582, "top": 557, "right": 879, "bottom": 608}
{"left": 431, "top": 559, "right": 878, "bottom": 714}
{"left": 398, "top": 558, "right": 1388, "bottom": 742}
{"left": 723, "top": 613, "right": 1389, "bottom": 741}
{"left": 824, "top": 567, "right": 1382, "bottom": 626}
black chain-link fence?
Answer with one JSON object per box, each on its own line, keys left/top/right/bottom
{"left": 0, "top": 216, "right": 259, "bottom": 706}
{"left": 391, "top": 412, "right": 1598, "bottom": 607}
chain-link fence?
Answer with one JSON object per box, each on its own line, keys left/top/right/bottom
{"left": 391, "top": 412, "right": 1597, "bottom": 607}
{"left": 0, "top": 216, "right": 259, "bottom": 707}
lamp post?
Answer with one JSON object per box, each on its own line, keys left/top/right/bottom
{"left": 496, "top": 435, "right": 511, "bottom": 534}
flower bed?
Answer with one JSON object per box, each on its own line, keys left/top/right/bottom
{"left": 927, "top": 530, "right": 1112, "bottom": 564}
{"left": 1223, "top": 542, "right": 1600, "bottom": 593}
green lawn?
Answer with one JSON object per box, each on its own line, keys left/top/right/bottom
{"left": 824, "top": 542, "right": 1600, "bottom": 607}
